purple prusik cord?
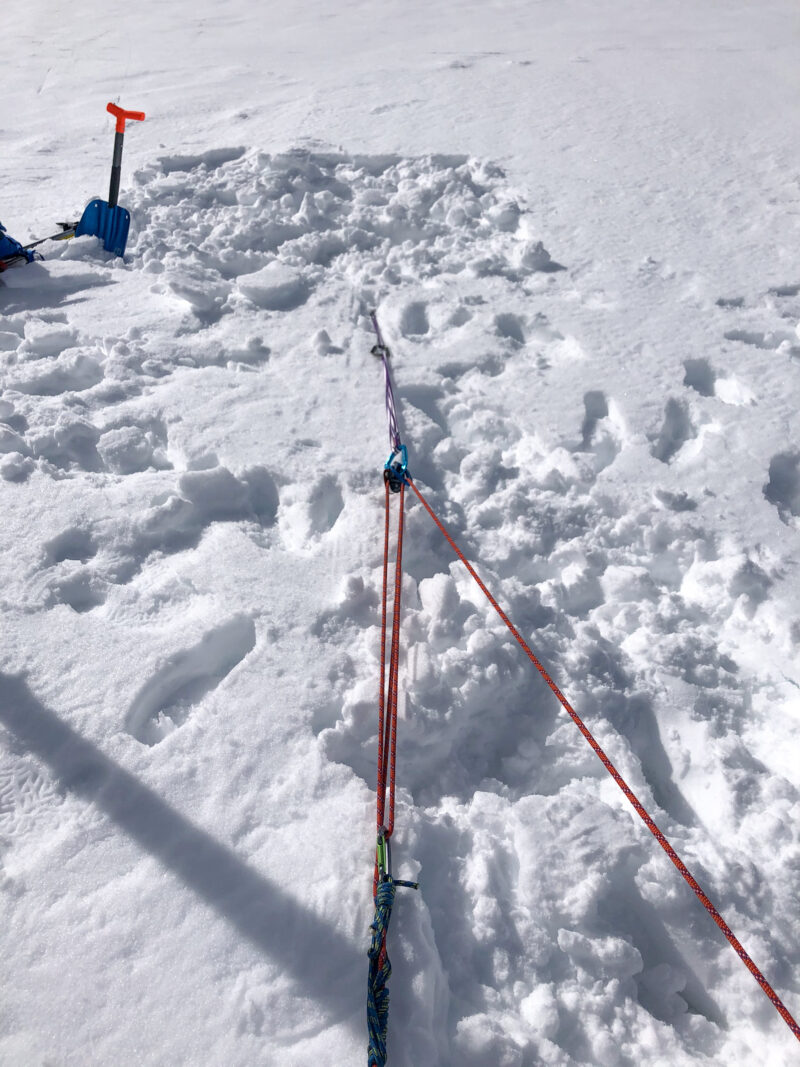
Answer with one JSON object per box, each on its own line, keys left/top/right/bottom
{"left": 370, "top": 310, "right": 402, "bottom": 454}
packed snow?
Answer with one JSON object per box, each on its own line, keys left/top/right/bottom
{"left": 2, "top": 1, "right": 800, "bottom": 1064}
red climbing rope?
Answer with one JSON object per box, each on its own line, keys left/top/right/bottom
{"left": 376, "top": 479, "right": 391, "bottom": 835}
{"left": 384, "top": 479, "right": 405, "bottom": 839}
{"left": 374, "top": 476, "right": 406, "bottom": 894}
{"left": 408, "top": 475, "right": 800, "bottom": 1044}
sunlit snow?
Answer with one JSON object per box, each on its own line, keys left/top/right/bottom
{"left": 2, "top": 1, "right": 800, "bottom": 1064}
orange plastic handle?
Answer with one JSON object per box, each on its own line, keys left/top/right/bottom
{"left": 107, "top": 102, "right": 146, "bottom": 134}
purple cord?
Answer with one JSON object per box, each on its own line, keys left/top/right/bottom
{"left": 370, "top": 311, "right": 402, "bottom": 454}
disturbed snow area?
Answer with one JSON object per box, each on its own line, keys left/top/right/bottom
{"left": 3, "top": 1, "right": 800, "bottom": 1065}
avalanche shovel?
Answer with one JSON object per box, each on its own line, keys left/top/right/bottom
{"left": 75, "top": 102, "right": 145, "bottom": 257}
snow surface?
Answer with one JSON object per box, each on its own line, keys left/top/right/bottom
{"left": 2, "top": 1, "right": 800, "bottom": 1064}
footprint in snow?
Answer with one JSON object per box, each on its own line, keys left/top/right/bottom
{"left": 650, "top": 398, "right": 696, "bottom": 464}
{"left": 44, "top": 570, "right": 108, "bottom": 614}
{"left": 724, "top": 328, "right": 799, "bottom": 355}
{"left": 278, "top": 477, "right": 344, "bottom": 552}
{"left": 43, "top": 527, "right": 97, "bottom": 566}
{"left": 494, "top": 312, "right": 525, "bottom": 346}
{"left": 125, "top": 616, "right": 257, "bottom": 745}
{"left": 399, "top": 301, "right": 430, "bottom": 338}
{"left": 38, "top": 465, "right": 280, "bottom": 613}
{"left": 447, "top": 305, "right": 472, "bottom": 328}
{"left": 399, "top": 384, "right": 448, "bottom": 434}
{"left": 764, "top": 451, "right": 800, "bottom": 525}
{"left": 569, "top": 390, "right": 623, "bottom": 474}
{"left": 683, "top": 357, "right": 754, "bottom": 406}
{"left": 716, "top": 296, "right": 745, "bottom": 309}
{"left": 720, "top": 285, "right": 800, "bottom": 357}
{"left": 683, "top": 358, "right": 715, "bottom": 398}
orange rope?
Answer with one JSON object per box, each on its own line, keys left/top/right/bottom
{"left": 375, "top": 480, "right": 391, "bottom": 836}
{"left": 408, "top": 475, "right": 800, "bottom": 1043}
{"left": 374, "top": 478, "right": 406, "bottom": 895}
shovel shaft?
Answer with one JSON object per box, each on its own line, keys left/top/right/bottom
{"left": 109, "top": 130, "right": 125, "bottom": 208}
{"left": 104, "top": 103, "right": 145, "bottom": 208}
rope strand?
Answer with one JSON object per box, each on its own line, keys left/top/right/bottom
{"left": 370, "top": 310, "right": 402, "bottom": 453}
{"left": 408, "top": 475, "right": 800, "bottom": 1044}
{"left": 384, "top": 481, "right": 405, "bottom": 838}
{"left": 376, "top": 479, "right": 391, "bottom": 836}
{"left": 368, "top": 476, "right": 414, "bottom": 1067}
{"left": 373, "top": 478, "right": 406, "bottom": 884}
{"left": 367, "top": 879, "right": 395, "bottom": 1067}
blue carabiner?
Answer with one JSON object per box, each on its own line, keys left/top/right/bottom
{"left": 384, "top": 444, "right": 409, "bottom": 493}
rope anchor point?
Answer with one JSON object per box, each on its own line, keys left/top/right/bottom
{"left": 384, "top": 444, "right": 410, "bottom": 494}
{"left": 376, "top": 829, "right": 419, "bottom": 892}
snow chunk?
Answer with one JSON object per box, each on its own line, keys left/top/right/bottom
{"left": 519, "top": 984, "right": 560, "bottom": 1038}
{"left": 97, "top": 425, "right": 163, "bottom": 474}
{"left": 0, "top": 425, "right": 29, "bottom": 455}
{"left": 454, "top": 1013, "right": 525, "bottom": 1066}
{"left": 557, "top": 929, "right": 643, "bottom": 979}
{"left": 237, "top": 262, "right": 309, "bottom": 310}
{"left": 0, "top": 451, "right": 34, "bottom": 482}
{"left": 0, "top": 331, "right": 21, "bottom": 352}
{"left": 168, "top": 266, "right": 231, "bottom": 313}
{"left": 13, "top": 352, "right": 103, "bottom": 396}
{"left": 714, "top": 376, "right": 754, "bottom": 406}
{"left": 178, "top": 467, "right": 251, "bottom": 521}
{"left": 19, "top": 321, "right": 77, "bottom": 358}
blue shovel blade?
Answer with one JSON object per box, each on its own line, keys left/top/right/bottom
{"left": 75, "top": 198, "right": 131, "bottom": 257}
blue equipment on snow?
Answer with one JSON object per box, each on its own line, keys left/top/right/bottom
{"left": 0, "top": 221, "right": 36, "bottom": 269}
{"left": 75, "top": 102, "right": 145, "bottom": 257}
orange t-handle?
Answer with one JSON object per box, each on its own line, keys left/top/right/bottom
{"left": 104, "top": 103, "right": 146, "bottom": 209}
{"left": 107, "top": 102, "right": 146, "bottom": 133}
